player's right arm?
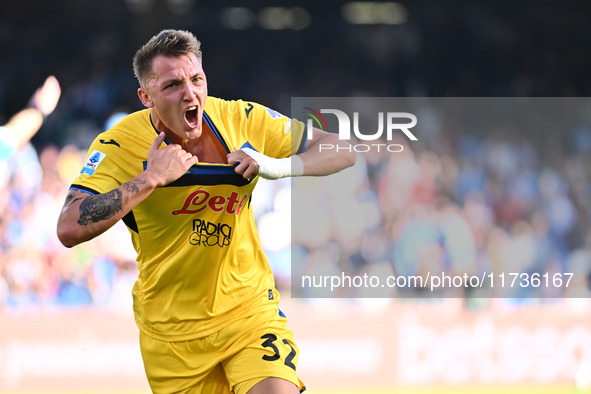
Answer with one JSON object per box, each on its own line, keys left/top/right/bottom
{"left": 57, "top": 132, "right": 198, "bottom": 248}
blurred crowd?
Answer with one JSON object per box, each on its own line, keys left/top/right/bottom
{"left": 289, "top": 98, "right": 591, "bottom": 299}
{"left": 0, "top": 141, "right": 139, "bottom": 307}
{"left": 2, "top": 1, "right": 591, "bottom": 307}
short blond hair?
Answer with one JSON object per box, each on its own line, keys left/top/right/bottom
{"left": 133, "top": 29, "right": 202, "bottom": 88}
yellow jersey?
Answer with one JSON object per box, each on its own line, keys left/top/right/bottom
{"left": 70, "top": 97, "right": 306, "bottom": 341}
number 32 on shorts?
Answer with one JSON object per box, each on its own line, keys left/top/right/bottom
{"left": 260, "top": 333, "right": 297, "bottom": 370}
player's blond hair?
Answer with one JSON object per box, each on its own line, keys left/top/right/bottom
{"left": 133, "top": 29, "right": 203, "bottom": 88}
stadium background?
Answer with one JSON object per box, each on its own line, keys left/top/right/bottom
{"left": 2, "top": 0, "right": 591, "bottom": 393}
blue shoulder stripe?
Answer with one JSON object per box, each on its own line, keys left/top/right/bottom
{"left": 70, "top": 184, "right": 99, "bottom": 195}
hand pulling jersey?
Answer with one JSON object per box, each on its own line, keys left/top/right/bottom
{"left": 70, "top": 97, "right": 306, "bottom": 341}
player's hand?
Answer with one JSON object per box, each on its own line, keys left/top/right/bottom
{"left": 146, "top": 132, "right": 198, "bottom": 186}
{"left": 30, "top": 75, "right": 61, "bottom": 116}
{"left": 227, "top": 148, "right": 260, "bottom": 179}
{"left": 228, "top": 147, "right": 304, "bottom": 180}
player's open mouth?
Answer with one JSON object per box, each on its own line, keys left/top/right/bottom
{"left": 184, "top": 106, "right": 198, "bottom": 128}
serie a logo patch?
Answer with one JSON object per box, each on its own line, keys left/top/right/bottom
{"left": 80, "top": 150, "right": 106, "bottom": 176}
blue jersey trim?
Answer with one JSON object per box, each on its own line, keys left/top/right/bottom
{"left": 297, "top": 133, "right": 307, "bottom": 155}
{"left": 69, "top": 185, "right": 99, "bottom": 195}
{"left": 240, "top": 141, "right": 257, "bottom": 151}
{"left": 142, "top": 161, "right": 253, "bottom": 187}
{"left": 203, "top": 112, "right": 231, "bottom": 153}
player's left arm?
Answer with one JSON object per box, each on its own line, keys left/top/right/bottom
{"left": 296, "top": 126, "right": 356, "bottom": 176}
{"left": 228, "top": 127, "right": 356, "bottom": 180}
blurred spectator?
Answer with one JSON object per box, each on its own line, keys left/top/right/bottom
{"left": 0, "top": 76, "right": 61, "bottom": 161}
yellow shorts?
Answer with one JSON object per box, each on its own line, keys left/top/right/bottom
{"left": 139, "top": 308, "right": 305, "bottom": 394}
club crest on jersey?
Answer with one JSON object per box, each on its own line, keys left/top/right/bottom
{"left": 80, "top": 150, "right": 106, "bottom": 176}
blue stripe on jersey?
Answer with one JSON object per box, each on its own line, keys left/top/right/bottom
{"left": 240, "top": 141, "right": 257, "bottom": 151}
{"left": 70, "top": 185, "right": 99, "bottom": 195}
{"left": 187, "top": 163, "right": 240, "bottom": 176}
{"left": 141, "top": 139, "right": 258, "bottom": 188}
{"left": 203, "top": 112, "right": 231, "bottom": 153}
{"left": 142, "top": 161, "right": 254, "bottom": 187}
{"left": 297, "top": 132, "right": 307, "bottom": 154}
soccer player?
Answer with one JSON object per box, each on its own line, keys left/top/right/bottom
{"left": 56, "top": 29, "right": 354, "bottom": 394}
{"left": 0, "top": 75, "right": 61, "bottom": 160}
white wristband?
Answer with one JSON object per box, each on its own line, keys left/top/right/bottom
{"left": 240, "top": 148, "right": 304, "bottom": 180}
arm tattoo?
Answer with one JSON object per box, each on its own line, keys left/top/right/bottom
{"left": 122, "top": 178, "right": 144, "bottom": 194}
{"left": 64, "top": 191, "right": 83, "bottom": 208}
{"left": 77, "top": 189, "right": 123, "bottom": 225}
